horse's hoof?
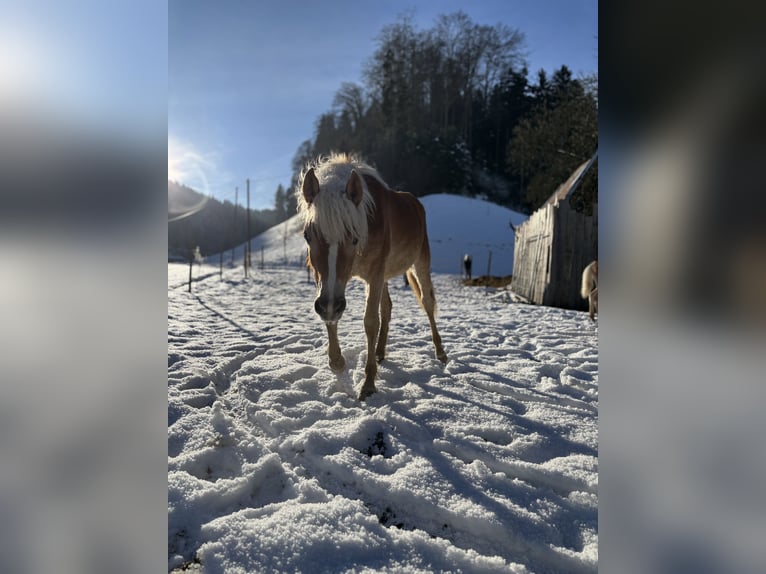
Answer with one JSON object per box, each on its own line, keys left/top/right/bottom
{"left": 437, "top": 351, "right": 448, "bottom": 364}
{"left": 358, "top": 385, "right": 377, "bottom": 401}
{"left": 376, "top": 354, "right": 385, "bottom": 364}
{"left": 329, "top": 356, "right": 346, "bottom": 372}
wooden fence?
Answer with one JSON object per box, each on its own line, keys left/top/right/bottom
{"left": 511, "top": 200, "right": 597, "bottom": 310}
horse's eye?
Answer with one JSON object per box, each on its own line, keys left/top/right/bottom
{"left": 352, "top": 237, "right": 359, "bottom": 246}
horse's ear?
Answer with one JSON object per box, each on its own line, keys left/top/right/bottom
{"left": 302, "top": 168, "right": 320, "bottom": 204}
{"left": 346, "top": 170, "right": 364, "bottom": 206}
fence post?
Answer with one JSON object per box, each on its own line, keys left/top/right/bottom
{"left": 231, "top": 187, "right": 238, "bottom": 264}
{"left": 246, "top": 178, "right": 251, "bottom": 271}
{"left": 485, "top": 250, "right": 492, "bottom": 294}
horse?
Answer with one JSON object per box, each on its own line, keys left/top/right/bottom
{"left": 297, "top": 153, "right": 448, "bottom": 400}
{"left": 463, "top": 254, "right": 473, "bottom": 280}
{"left": 580, "top": 260, "right": 598, "bottom": 321}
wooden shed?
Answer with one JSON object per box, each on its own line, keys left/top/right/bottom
{"left": 510, "top": 152, "right": 598, "bottom": 310}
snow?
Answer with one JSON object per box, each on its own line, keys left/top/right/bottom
{"left": 419, "top": 194, "right": 527, "bottom": 276}
{"left": 169, "top": 195, "right": 597, "bottom": 573}
{"left": 206, "top": 193, "right": 527, "bottom": 276}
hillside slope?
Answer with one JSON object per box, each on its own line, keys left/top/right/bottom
{"left": 216, "top": 194, "right": 527, "bottom": 276}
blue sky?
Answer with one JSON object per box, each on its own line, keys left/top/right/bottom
{"left": 169, "top": 0, "right": 597, "bottom": 210}
{"left": 2, "top": 1, "right": 166, "bottom": 137}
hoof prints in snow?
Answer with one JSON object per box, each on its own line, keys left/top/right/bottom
{"left": 364, "top": 431, "right": 390, "bottom": 458}
{"left": 168, "top": 265, "right": 598, "bottom": 573}
{"left": 377, "top": 506, "right": 405, "bottom": 529}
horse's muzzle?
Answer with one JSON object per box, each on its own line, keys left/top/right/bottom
{"left": 315, "top": 296, "right": 346, "bottom": 322}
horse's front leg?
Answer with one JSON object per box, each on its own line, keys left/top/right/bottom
{"left": 326, "top": 322, "right": 346, "bottom": 372}
{"left": 359, "top": 279, "right": 384, "bottom": 401}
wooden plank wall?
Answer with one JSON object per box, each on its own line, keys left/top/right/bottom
{"left": 511, "top": 204, "right": 554, "bottom": 304}
{"left": 544, "top": 201, "right": 598, "bottom": 310}
{"left": 512, "top": 201, "right": 598, "bottom": 310}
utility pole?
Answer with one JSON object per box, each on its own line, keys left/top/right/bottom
{"left": 485, "top": 250, "right": 492, "bottom": 295}
{"left": 283, "top": 221, "right": 287, "bottom": 264}
{"left": 212, "top": 191, "right": 222, "bottom": 280}
{"left": 231, "top": 187, "right": 238, "bottom": 264}
{"left": 246, "top": 178, "right": 251, "bottom": 275}
{"left": 188, "top": 249, "right": 193, "bottom": 293}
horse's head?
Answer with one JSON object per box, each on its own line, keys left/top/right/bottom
{"left": 301, "top": 167, "right": 366, "bottom": 324}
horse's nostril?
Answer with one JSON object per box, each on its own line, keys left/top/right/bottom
{"left": 336, "top": 297, "right": 346, "bottom": 314}
{"left": 314, "top": 299, "right": 325, "bottom": 315}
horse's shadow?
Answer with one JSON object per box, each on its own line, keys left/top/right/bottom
{"left": 356, "top": 354, "right": 597, "bottom": 463}
{"left": 372, "top": 354, "right": 526, "bottom": 415}
{"left": 319, "top": 359, "right": 597, "bottom": 572}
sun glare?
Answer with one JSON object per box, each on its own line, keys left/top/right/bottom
{"left": 168, "top": 138, "right": 182, "bottom": 182}
{"left": 0, "top": 26, "right": 49, "bottom": 102}
{"left": 167, "top": 136, "right": 215, "bottom": 197}
{"left": 168, "top": 155, "right": 181, "bottom": 182}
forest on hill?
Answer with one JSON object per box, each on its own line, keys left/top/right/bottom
{"left": 279, "top": 12, "right": 597, "bottom": 218}
{"left": 168, "top": 180, "right": 279, "bottom": 260}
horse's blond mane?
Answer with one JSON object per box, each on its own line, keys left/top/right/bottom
{"left": 296, "top": 153, "right": 380, "bottom": 246}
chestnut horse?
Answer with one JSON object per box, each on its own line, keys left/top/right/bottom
{"left": 297, "top": 153, "right": 448, "bottom": 400}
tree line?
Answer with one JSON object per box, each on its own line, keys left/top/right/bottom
{"left": 282, "top": 11, "right": 597, "bottom": 216}
{"left": 168, "top": 180, "right": 279, "bottom": 260}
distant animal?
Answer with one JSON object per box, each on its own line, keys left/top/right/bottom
{"left": 463, "top": 254, "right": 473, "bottom": 280}
{"left": 298, "top": 153, "right": 448, "bottom": 400}
{"left": 580, "top": 260, "right": 598, "bottom": 321}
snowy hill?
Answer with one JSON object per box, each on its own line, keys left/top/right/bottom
{"left": 214, "top": 194, "right": 527, "bottom": 276}
{"left": 420, "top": 194, "right": 527, "bottom": 275}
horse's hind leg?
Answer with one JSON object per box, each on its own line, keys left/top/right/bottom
{"left": 375, "top": 282, "right": 392, "bottom": 363}
{"left": 408, "top": 263, "right": 448, "bottom": 364}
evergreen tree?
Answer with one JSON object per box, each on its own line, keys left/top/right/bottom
{"left": 285, "top": 12, "right": 595, "bottom": 214}
{"left": 506, "top": 72, "right": 598, "bottom": 211}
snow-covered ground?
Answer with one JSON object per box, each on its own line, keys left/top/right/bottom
{"left": 169, "top": 266, "right": 598, "bottom": 572}
{"left": 169, "top": 194, "right": 596, "bottom": 572}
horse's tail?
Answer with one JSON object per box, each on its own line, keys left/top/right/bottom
{"left": 581, "top": 262, "right": 595, "bottom": 299}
